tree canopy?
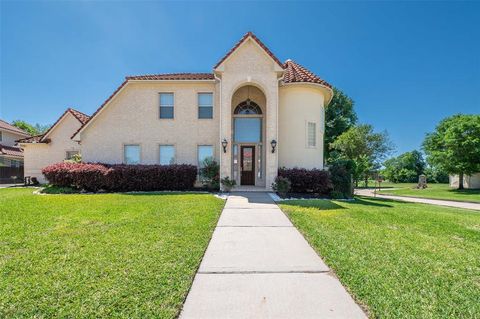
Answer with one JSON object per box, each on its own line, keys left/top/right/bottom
{"left": 324, "top": 87, "right": 357, "bottom": 162}
{"left": 382, "top": 150, "right": 426, "bottom": 183}
{"left": 12, "top": 120, "right": 50, "bottom": 136}
{"left": 331, "top": 124, "right": 393, "bottom": 186}
{"left": 423, "top": 114, "right": 480, "bottom": 189}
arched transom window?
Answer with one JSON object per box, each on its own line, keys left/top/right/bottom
{"left": 234, "top": 100, "right": 262, "bottom": 115}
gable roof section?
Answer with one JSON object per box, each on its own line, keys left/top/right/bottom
{"left": 214, "top": 31, "right": 284, "bottom": 70}
{"left": 283, "top": 60, "right": 332, "bottom": 88}
{"left": 0, "top": 119, "right": 30, "bottom": 137}
{"left": 0, "top": 143, "right": 23, "bottom": 157}
{"left": 18, "top": 108, "right": 90, "bottom": 144}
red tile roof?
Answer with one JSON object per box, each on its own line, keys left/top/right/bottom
{"left": 68, "top": 108, "right": 90, "bottom": 124}
{"left": 16, "top": 134, "right": 44, "bottom": 144}
{"left": 214, "top": 31, "right": 284, "bottom": 69}
{"left": 126, "top": 73, "right": 215, "bottom": 81}
{"left": 18, "top": 108, "right": 89, "bottom": 144}
{"left": 0, "top": 143, "right": 23, "bottom": 157}
{"left": 0, "top": 119, "right": 30, "bottom": 136}
{"left": 283, "top": 60, "right": 332, "bottom": 88}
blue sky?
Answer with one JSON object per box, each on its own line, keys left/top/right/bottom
{"left": 1, "top": 1, "right": 479, "bottom": 155}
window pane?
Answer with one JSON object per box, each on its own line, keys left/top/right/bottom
{"left": 198, "top": 145, "right": 213, "bottom": 168}
{"left": 160, "top": 93, "right": 174, "bottom": 106}
{"left": 124, "top": 145, "right": 140, "bottom": 164}
{"left": 198, "top": 106, "right": 213, "bottom": 119}
{"left": 160, "top": 106, "right": 174, "bottom": 119}
{"left": 66, "top": 151, "right": 79, "bottom": 160}
{"left": 198, "top": 93, "right": 212, "bottom": 106}
{"left": 160, "top": 145, "right": 175, "bottom": 165}
{"left": 308, "top": 122, "right": 316, "bottom": 147}
{"left": 234, "top": 118, "right": 261, "bottom": 142}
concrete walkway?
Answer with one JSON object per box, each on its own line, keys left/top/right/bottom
{"left": 180, "top": 192, "right": 366, "bottom": 319}
{"left": 355, "top": 188, "right": 480, "bottom": 211}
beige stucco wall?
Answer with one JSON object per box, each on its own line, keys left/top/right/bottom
{"left": 449, "top": 173, "right": 480, "bottom": 189}
{"left": 79, "top": 81, "right": 220, "bottom": 166}
{"left": 21, "top": 113, "right": 82, "bottom": 183}
{"left": 1, "top": 129, "right": 28, "bottom": 147}
{"left": 278, "top": 84, "right": 325, "bottom": 169}
{"left": 216, "top": 38, "right": 282, "bottom": 189}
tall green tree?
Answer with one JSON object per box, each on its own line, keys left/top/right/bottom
{"left": 423, "top": 114, "right": 480, "bottom": 189}
{"left": 382, "top": 150, "right": 426, "bottom": 183}
{"left": 331, "top": 124, "right": 393, "bottom": 186}
{"left": 324, "top": 87, "right": 357, "bottom": 162}
{"left": 12, "top": 120, "right": 50, "bottom": 136}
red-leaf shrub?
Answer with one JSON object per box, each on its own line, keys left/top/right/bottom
{"left": 278, "top": 167, "right": 332, "bottom": 195}
{"left": 42, "top": 163, "right": 197, "bottom": 192}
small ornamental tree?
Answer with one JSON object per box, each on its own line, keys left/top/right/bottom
{"left": 423, "top": 114, "right": 480, "bottom": 189}
{"left": 331, "top": 124, "right": 394, "bottom": 187}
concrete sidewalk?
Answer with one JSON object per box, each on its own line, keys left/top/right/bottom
{"left": 355, "top": 188, "right": 480, "bottom": 211}
{"left": 180, "top": 192, "right": 366, "bottom": 319}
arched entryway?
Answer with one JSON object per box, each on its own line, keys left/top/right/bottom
{"left": 231, "top": 85, "right": 266, "bottom": 187}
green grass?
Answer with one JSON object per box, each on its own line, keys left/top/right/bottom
{"left": 280, "top": 198, "right": 480, "bottom": 318}
{"left": 0, "top": 188, "right": 224, "bottom": 318}
{"left": 378, "top": 183, "right": 480, "bottom": 203}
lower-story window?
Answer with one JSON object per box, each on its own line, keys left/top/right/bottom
{"left": 159, "top": 145, "right": 175, "bottom": 165}
{"left": 65, "top": 150, "right": 80, "bottom": 160}
{"left": 198, "top": 145, "right": 213, "bottom": 169}
{"left": 124, "top": 144, "right": 140, "bottom": 164}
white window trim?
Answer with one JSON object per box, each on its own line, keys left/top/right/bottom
{"left": 159, "top": 144, "right": 176, "bottom": 165}
{"left": 198, "top": 92, "right": 214, "bottom": 119}
{"left": 159, "top": 92, "right": 175, "bottom": 119}
{"left": 306, "top": 121, "right": 318, "bottom": 149}
{"left": 123, "top": 144, "right": 142, "bottom": 164}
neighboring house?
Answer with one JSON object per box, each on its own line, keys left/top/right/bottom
{"left": 0, "top": 119, "right": 30, "bottom": 183}
{"left": 17, "top": 108, "right": 89, "bottom": 183}
{"left": 449, "top": 174, "right": 480, "bottom": 189}
{"left": 21, "top": 32, "right": 333, "bottom": 189}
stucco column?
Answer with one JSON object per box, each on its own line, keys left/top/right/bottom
{"left": 219, "top": 81, "right": 232, "bottom": 186}
{"left": 265, "top": 89, "right": 278, "bottom": 190}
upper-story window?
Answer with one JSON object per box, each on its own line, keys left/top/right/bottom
{"left": 307, "top": 122, "right": 317, "bottom": 148}
{"left": 198, "top": 93, "right": 213, "bottom": 119}
{"left": 124, "top": 144, "right": 141, "bottom": 164}
{"left": 159, "top": 93, "right": 174, "bottom": 119}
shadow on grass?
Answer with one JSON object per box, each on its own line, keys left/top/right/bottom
{"left": 282, "top": 197, "right": 396, "bottom": 210}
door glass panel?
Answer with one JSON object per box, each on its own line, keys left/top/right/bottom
{"left": 243, "top": 147, "right": 253, "bottom": 171}
{"left": 234, "top": 118, "right": 261, "bottom": 142}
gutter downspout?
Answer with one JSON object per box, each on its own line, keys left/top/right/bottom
{"left": 214, "top": 73, "right": 223, "bottom": 189}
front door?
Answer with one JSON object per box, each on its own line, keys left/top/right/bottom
{"left": 240, "top": 146, "right": 255, "bottom": 185}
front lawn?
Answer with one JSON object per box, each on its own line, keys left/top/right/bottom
{"left": 280, "top": 198, "right": 480, "bottom": 318}
{"left": 378, "top": 183, "right": 480, "bottom": 203}
{"left": 0, "top": 188, "right": 224, "bottom": 318}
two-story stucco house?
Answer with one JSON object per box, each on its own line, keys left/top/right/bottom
{"left": 20, "top": 32, "right": 333, "bottom": 189}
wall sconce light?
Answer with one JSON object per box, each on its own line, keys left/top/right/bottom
{"left": 271, "top": 139, "right": 277, "bottom": 153}
{"left": 222, "top": 139, "right": 228, "bottom": 153}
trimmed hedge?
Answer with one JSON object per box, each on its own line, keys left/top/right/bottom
{"left": 42, "top": 163, "right": 198, "bottom": 192}
{"left": 278, "top": 167, "right": 332, "bottom": 195}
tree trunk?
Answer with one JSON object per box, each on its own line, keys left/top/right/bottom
{"left": 364, "top": 175, "right": 369, "bottom": 188}
{"left": 355, "top": 179, "right": 359, "bottom": 188}
{"left": 458, "top": 172, "right": 464, "bottom": 190}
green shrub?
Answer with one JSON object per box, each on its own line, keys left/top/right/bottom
{"left": 199, "top": 158, "right": 220, "bottom": 191}
{"left": 272, "top": 176, "right": 291, "bottom": 197}
{"left": 329, "top": 159, "right": 356, "bottom": 198}
{"left": 220, "top": 176, "right": 236, "bottom": 192}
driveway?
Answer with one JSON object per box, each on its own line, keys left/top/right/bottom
{"left": 355, "top": 188, "right": 480, "bottom": 211}
{"left": 180, "top": 192, "right": 366, "bottom": 319}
